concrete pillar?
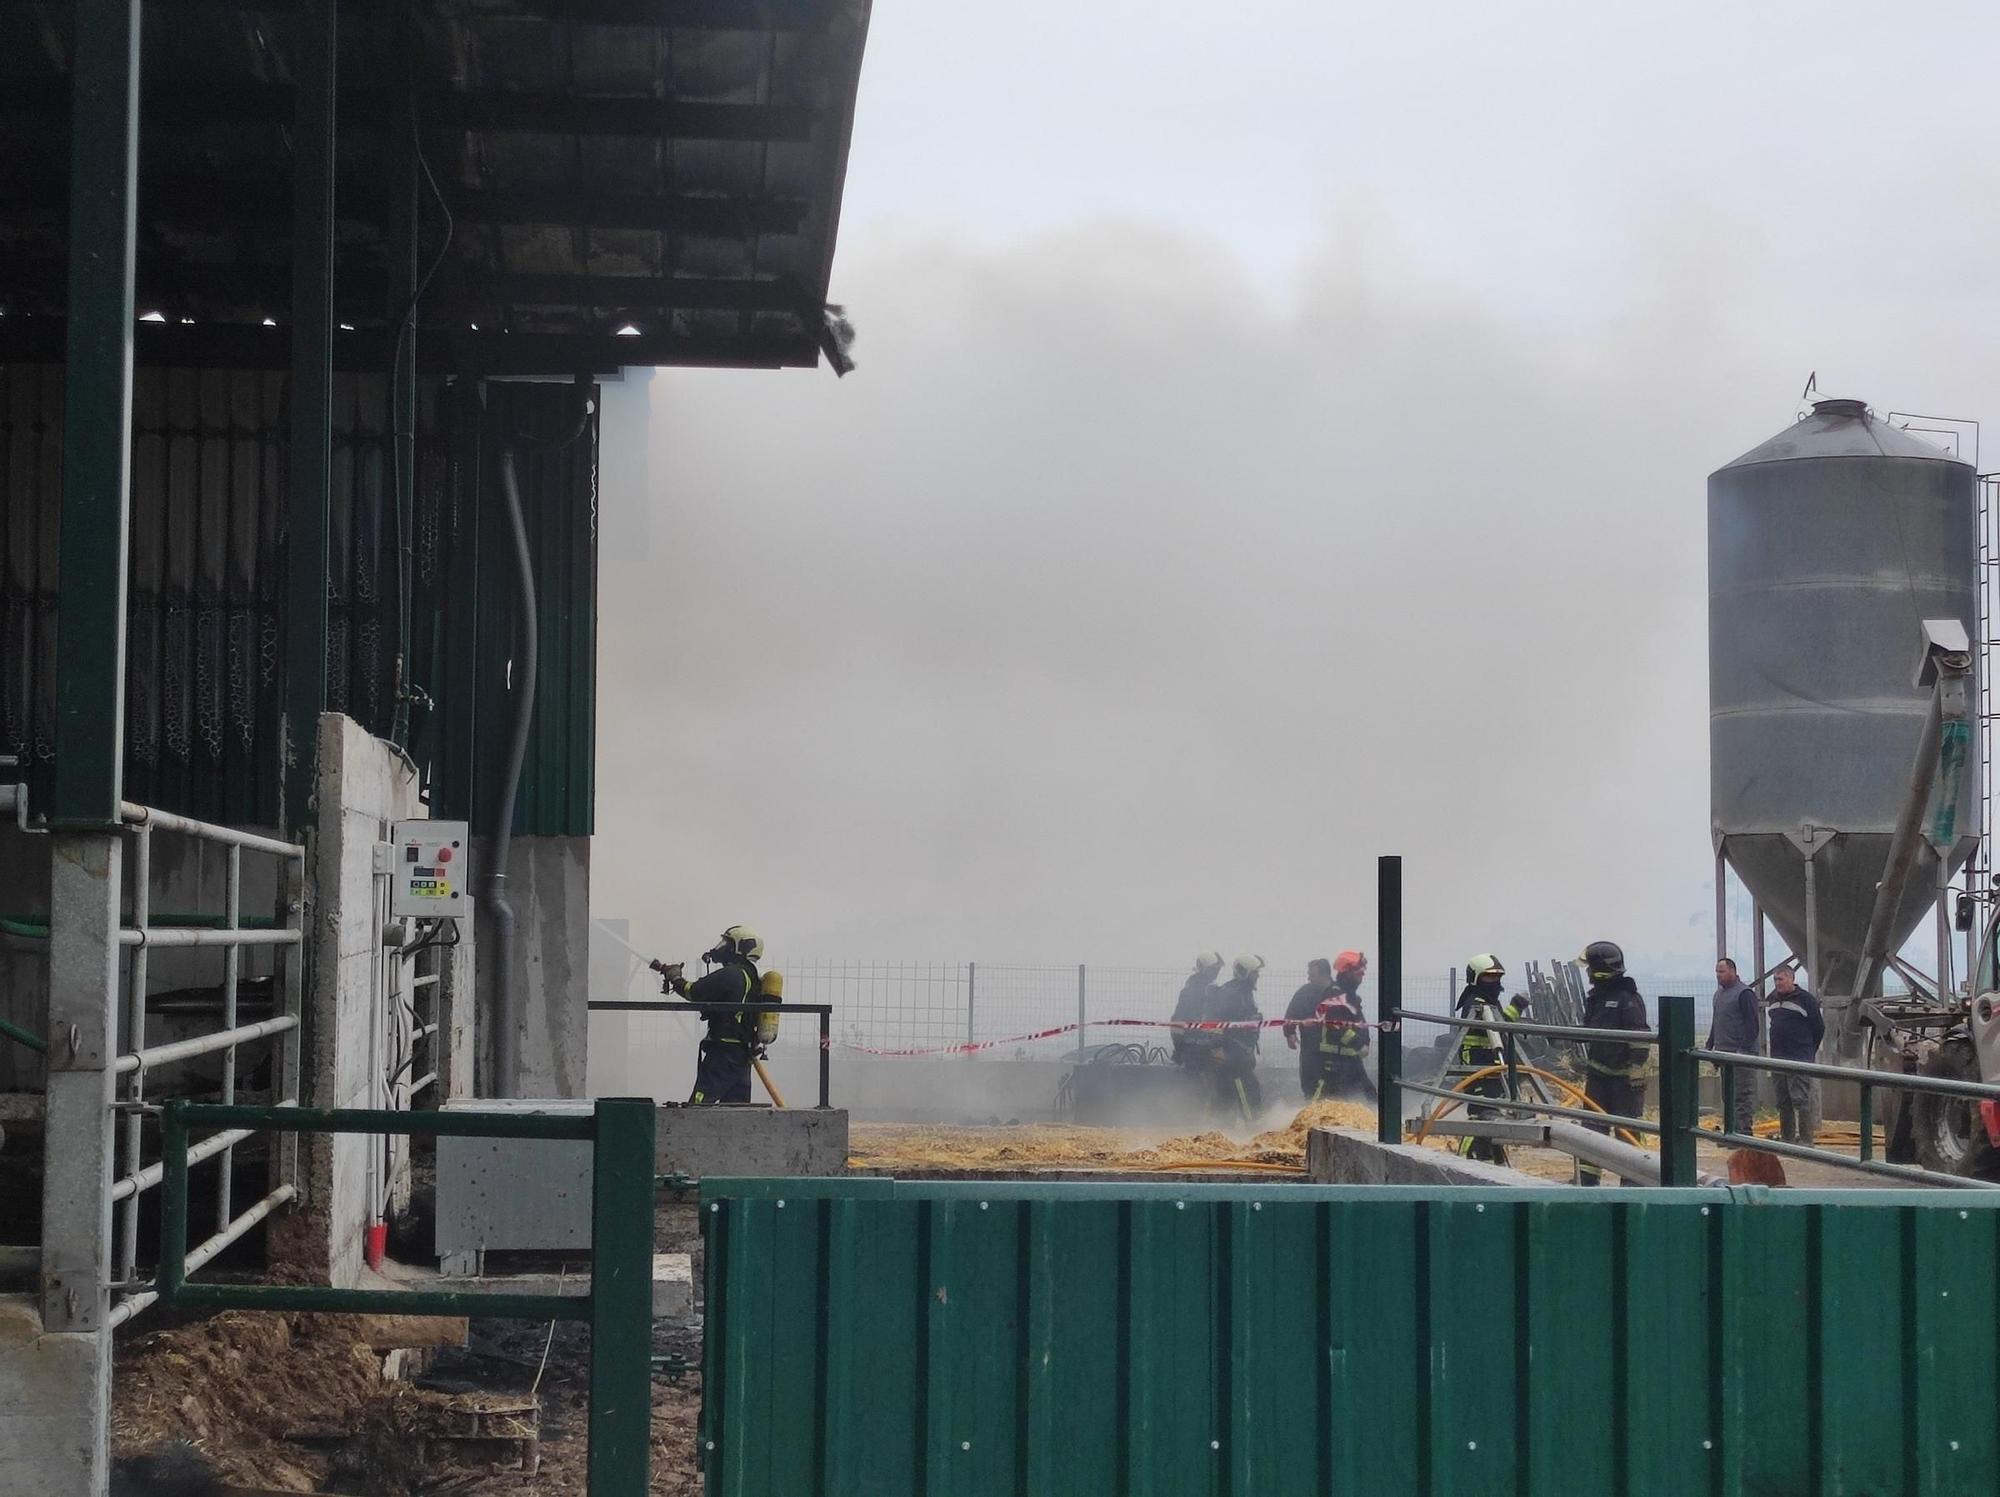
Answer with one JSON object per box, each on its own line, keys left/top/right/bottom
{"left": 473, "top": 834, "right": 589, "bottom": 1097}
{"left": 24, "top": 832, "right": 122, "bottom": 1496}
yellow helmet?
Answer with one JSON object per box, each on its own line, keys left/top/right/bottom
{"left": 1232, "top": 954, "right": 1265, "bottom": 981}
{"left": 1466, "top": 953, "right": 1505, "bottom": 982}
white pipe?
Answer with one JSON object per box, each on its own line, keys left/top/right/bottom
{"left": 114, "top": 1015, "right": 298, "bottom": 1074}
{"left": 119, "top": 802, "right": 304, "bottom": 860}
{"left": 119, "top": 926, "right": 301, "bottom": 948}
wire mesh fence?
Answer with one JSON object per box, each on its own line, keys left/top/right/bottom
{"left": 586, "top": 933, "right": 1754, "bottom": 1060}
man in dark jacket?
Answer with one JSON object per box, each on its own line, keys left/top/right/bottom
{"left": 1171, "top": 952, "right": 1225, "bottom": 1067}
{"left": 1577, "top": 940, "right": 1651, "bottom": 1185}
{"left": 665, "top": 924, "right": 767, "bottom": 1104}
{"left": 1302, "top": 952, "right": 1375, "bottom": 1105}
{"left": 1707, "top": 957, "right": 1761, "bottom": 1133}
{"left": 1767, "top": 965, "right": 1826, "bottom": 1143}
{"left": 1205, "top": 955, "right": 1266, "bottom": 1122}
{"left": 1283, "top": 958, "right": 1337, "bottom": 1096}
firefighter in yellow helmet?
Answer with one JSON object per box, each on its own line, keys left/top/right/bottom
{"left": 663, "top": 924, "right": 769, "bottom": 1105}
{"left": 1453, "top": 954, "right": 1526, "bottom": 1163}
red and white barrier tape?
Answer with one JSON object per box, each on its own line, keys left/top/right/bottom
{"left": 822, "top": 1014, "right": 1397, "bottom": 1058}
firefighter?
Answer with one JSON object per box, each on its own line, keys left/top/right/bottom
{"left": 1305, "top": 950, "right": 1375, "bottom": 1104}
{"left": 1576, "top": 939, "right": 1650, "bottom": 1185}
{"left": 1282, "top": 958, "right": 1337, "bottom": 1096}
{"left": 1206, "top": 955, "right": 1267, "bottom": 1122}
{"left": 664, "top": 924, "right": 768, "bottom": 1105}
{"left": 1453, "top": 953, "right": 1525, "bottom": 1163}
{"left": 1171, "top": 951, "right": 1225, "bottom": 1067}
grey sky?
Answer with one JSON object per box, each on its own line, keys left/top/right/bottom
{"left": 593, "top": 2, "right": 2000, "bottom": 985}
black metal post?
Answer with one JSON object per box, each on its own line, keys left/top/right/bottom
{"left": 1377, "top": 855, "right": 1402, "bottom": 1144}
{"left": 52, "top": 0, "right": 142, "bottom": 827}
{"left": 1657, "top": 994, "right": 1698, "bottom": 1187}
{"left": 818, "top": 1009, "right": 831, "bottom": 1109}
{"left": 1859, "top": 1082, "right": 1874, "bottom": 1163}
{"left": 966, "top": 961, "right": 977, "bottom": 1047}
{"left": 1077, "top": 963, "right": 1087, "bottom": 1054}
{"left": 283, "top": 0, "right": 337, "bottom": 834}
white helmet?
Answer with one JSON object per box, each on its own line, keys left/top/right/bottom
{"left": 1465, "top": 953, "right": 1505, "bottom": 982}
{"left": 1194, "top": 951, "right": 1223, "bottom": 973}
{"left": 1232, "top": 954, "right": 1265, "bottom": 981}
{"left": 719, "top": 924, "right": 764, "bottom": 961}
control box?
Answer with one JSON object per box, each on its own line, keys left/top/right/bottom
{"left": 390, "top": 819, "right": 469, "bottom": 919}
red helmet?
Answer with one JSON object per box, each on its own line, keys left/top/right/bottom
{"left": 1335, "top": 950, "right": 1367, "bottom": 979}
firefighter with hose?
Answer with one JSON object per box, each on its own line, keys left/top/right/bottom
{"left": 650, "top": 924, "right": 782, "bottom": 1105}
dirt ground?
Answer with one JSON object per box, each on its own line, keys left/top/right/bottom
{"left": 112, "top": 1202, "right": 710, "bottom": 1496}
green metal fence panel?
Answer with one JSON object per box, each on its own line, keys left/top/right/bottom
{"left": 158, "top": 1098, "right": 656, "bottom": 1496}
{"left": 701, "top": 1180, "right": 2000, "bottom": 1497}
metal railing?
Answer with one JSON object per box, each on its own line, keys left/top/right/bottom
{"left": 589, "top": 1000, "right": 835, "bottom": 1107}
{"left": 1386, "top": 996, "right": 2000, "bottom": 1190}
{"left": 157, "top": 1098, "right": 656, "bottom": 1495}
{"left": 107, "top": 801, "right": 305, "bottom": 1327}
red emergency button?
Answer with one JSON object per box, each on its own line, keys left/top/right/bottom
{"left": 436, "top": 847, "right": 453, "bottom": 863}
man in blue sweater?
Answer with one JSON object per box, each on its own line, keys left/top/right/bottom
{"left": 1767, "top": 965, "right": 1826, "bottom": 1144}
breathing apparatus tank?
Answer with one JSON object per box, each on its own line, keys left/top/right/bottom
{"left": 757, "top": 970, "right": 783, "bottom": 1046}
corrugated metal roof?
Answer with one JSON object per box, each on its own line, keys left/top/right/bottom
{"left": 0, "top": 0, "right": 869, "bottom": 374}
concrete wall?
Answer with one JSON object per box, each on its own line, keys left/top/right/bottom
{"left": 269, "top": 714, "right": 423, "bottom": 1288}
{"left": 1305, "top": 1127, "right": 1565, "bottom": 1187}
{"left": 473, "top": 833, "right": 588, "bottom": 1098}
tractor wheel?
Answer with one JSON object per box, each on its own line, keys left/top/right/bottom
{"left": 1910, "top": 1039, "right": 2000, "bottom": 1180}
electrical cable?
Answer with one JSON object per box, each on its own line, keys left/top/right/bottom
{"left": 529, "top": 1264, "right": 568, "bottom": 1399}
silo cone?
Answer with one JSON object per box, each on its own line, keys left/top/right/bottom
{"left": 1709, "top": 399, "right": 1978, "bottom": 1051}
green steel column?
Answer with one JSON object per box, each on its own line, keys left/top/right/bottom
{"left": 52, "top": 0, "right": 142, "bottom": 827}
{"left": 156, "top": 1100, "right": 190, "bottom": 1305}
{"left": 588, "top": 1098, "right": 656, "bottom": 1495}
{"left": 386, "top": 22, "right": 418, "bottom": 747}
{"left": 1858, "top": 1082, "right": 1873, "bottom": 1163}
{"left": 1657, "top": 994, "right": 1697, "bottom": 1187}
{"left": 283, "top": 0, "right": 337, "bottom": 834}
{"left": 1377, "top": 854, "right": 1402, "bottom": 1144}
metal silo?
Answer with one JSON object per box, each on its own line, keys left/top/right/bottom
{"left": 1709, "top": 398, "right": 1978, "bottom": 1035}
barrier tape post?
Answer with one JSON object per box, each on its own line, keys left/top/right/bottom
{"left": 1377, "top": 854, "right": 1403, "bottom": 1145}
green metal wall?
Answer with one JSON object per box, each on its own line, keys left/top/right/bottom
{"left": 0, "top": 366, "right": 596, "bottom": 836}
{"left": 701, "top": 1180, "right": 2000, "bottom": 1497}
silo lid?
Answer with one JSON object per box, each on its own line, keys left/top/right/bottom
{"left": 1714, "top": 398, "right": 1972, "bottom": 471}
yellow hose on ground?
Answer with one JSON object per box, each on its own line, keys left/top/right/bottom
{"left": 1409, "top": 1064, "right": 1646, "bottom": 1150}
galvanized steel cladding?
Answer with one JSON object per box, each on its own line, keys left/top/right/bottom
{"left": 0, "top": 364, "right": 596, "bottom": 836}
{"left": 702, "top": 1179, "right": 2000, "bottom": 1497}
{"left": 1708, "top": 400, "right": 1978, "bottom": 992}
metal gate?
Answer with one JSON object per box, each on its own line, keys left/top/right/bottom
{"left": 702, "top": 1179, "right": 2000, "bottom": 1497}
